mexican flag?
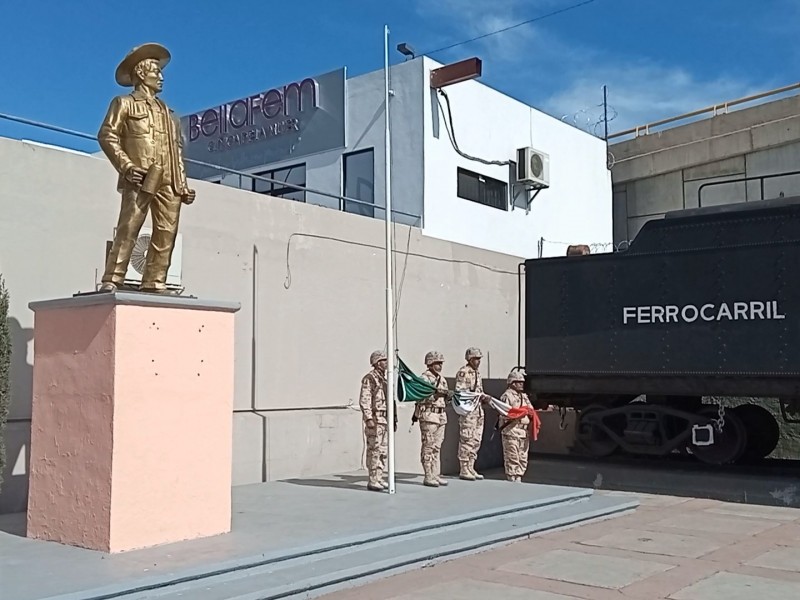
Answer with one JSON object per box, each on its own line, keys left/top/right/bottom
{"left": 396, "top": 357, "right": 437, "bottom": 402}
{"left": 489, "top": 396, "right": 542, "bottom": 440}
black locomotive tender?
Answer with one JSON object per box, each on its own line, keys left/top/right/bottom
{"left": 522, "top": 195, "right": 800, "bottom": 465}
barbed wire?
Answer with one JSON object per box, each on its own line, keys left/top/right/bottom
{"left": 560, "top": 99, "right": 618, "bottom": 139}
{"left": 541, "top": 238, "right": 632, "bottom": 253}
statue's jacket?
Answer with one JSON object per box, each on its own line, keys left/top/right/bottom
{"left": 98, "top": 89, "right": 188, "bottom": 195}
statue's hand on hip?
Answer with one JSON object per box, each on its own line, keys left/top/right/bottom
{"left": 181, "top": 188, "right": 196, "bottom": 205}
{"left": 124, "top": 165, "right": 148, "bottom": 186}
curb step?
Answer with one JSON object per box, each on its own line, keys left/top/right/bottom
{"left": 125, "top": 494, "right": 637, "bottom": 600}
{"left": 39, "top": 489, "right": 594, "bottom": 600}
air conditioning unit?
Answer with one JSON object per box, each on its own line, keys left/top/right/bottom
{"left": 516, "top": 147, "right": 550, "bottom": 188}
{"left": 105, "top": 228, "right": 183, "bottom": 290}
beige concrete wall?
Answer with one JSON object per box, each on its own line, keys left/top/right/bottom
{"left": 609, "top": 95, "right": 800, "bottom": 244}
{"left": 0, "top": 136, "right": 524, "bottom": 512}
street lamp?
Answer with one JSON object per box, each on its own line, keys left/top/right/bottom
{"left": 396, "top": 42, "right": 416, "bottom": 60}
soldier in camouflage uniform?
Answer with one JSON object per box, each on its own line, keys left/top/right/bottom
{"left": 499, "top": 369, "right": 534, "bottom": 482}
{"left": 416, "top": 351, "right": 450, "bottom": 488}
{"left": 359, "top": 350, "right": 390, "bottom": 492}
{"left": 455, "top": 347, "right": 488, "bottom": 481}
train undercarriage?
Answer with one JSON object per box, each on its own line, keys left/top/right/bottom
{"left": 536, "top": 395, "right": 800, "bottom": 466}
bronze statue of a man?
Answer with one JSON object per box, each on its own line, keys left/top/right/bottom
{"left": 97, "top": 43, "right": 195, "bottom": 294}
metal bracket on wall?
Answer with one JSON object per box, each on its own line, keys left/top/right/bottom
{"left": 511, "top": 183, "right": 544, "bottom": 214}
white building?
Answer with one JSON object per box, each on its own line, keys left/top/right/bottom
{"left": 181, "top": 56, "right": 612, "bottom": 258}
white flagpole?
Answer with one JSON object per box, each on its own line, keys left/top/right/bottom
{"left": 383, "top": 24, "right": 396, "bottom": 495}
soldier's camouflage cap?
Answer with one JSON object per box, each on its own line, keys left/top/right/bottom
{"left": 507, "top": 368, "right": 526, "bottom": 384}
{"left": 465, "top": 347, "right": 483, "bottom": 360}
{"left": 425, "top": 351, "right": 444, "bottom": 366}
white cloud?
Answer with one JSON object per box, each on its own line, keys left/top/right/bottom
{"left": 543, "top": 63, "right": 765, "bottom": 135}
{"left": 414, "top": 0, "right": 769, "bottom": 138}
{"left": 417, "top": 0, "right": 541, "bottom": 62}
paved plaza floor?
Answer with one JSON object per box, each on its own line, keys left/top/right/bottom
{"left": 2, "top": 467, "right": 798, "bottom": 599}
{"left": 0, "top": 471, "right": 632, "bottom": 600}
{"left": 319, "top": 490, "right": 800, "bottom": 600}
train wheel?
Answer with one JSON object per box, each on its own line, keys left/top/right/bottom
{"left": 689, "top": 406, "right": 747, "bottom": 465}
{"left": 732, "top": 404, "right": 781, "bottom": 462}
{"left": 575, "top": 406, "right": 618, "bottom": 458}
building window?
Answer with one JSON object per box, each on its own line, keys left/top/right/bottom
{"left": 343, "top": 149, "right": 375, "bottom": 217}
{"left": 251, "top": 164, "right": 306, "bottom": 202}
{"left": 457, "top": 168, "right": 508, "bottom": 211}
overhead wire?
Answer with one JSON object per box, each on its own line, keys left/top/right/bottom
{"left": 420, "top": 0, "right": 602, "bottom": 56}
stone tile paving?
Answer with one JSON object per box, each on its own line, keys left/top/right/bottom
{"left": 320, "top": 490, "right": 800, "bottom": 600}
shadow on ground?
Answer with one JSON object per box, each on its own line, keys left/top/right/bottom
{"left": 0, "top": 510, "right": 26, "bottom": 537}
{"left": 283, "top": 471, "right": 421, "bottom": 491}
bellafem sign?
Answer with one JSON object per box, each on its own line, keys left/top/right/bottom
{"left": 187, "top": 78, "right": 319, "bottom": 142}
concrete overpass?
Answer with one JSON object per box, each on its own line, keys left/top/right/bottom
{"left": 608, "top": 84, "right": 800, "bottom": 246}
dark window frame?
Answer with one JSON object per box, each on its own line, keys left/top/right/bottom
{"left": 343, "top": 148, "right": 375, "bottom": 218}
{"left": 251, "top": 163, "right": 307, "bottom": 202}
{"left": 456, "top": 167, "right": 508, "bottom": 211}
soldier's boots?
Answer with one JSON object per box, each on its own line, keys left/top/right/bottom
{"left": 423, "top": 465, "right": 440, "bottom": 487}
{"left": 467, "top": 461, "right": 484, "bottom": 479}
{"left": 460, "top": 468, "right": 476, "bottom": 481}
{"left": 367, "top": 469, "right": 385, "bottom": 491}
{"left": 437, "top": 476, "right": 448, "bottom": 486}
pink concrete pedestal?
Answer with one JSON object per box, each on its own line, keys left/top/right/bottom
{"left": 26, "top": 292, "right": 240, "bottom": 553}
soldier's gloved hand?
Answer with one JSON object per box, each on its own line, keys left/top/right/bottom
{"left": 365, "top": 419, "right": 375, "bottom": 429}
{"left": 124, "top": 165, "right": 147, "bottom": 186}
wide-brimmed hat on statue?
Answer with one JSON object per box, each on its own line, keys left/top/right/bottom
{"left": 115, "top": 42, "right": 171, "bottom": 86}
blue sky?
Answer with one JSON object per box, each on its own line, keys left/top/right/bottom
{"left": 1, "top": 0, "right": 798, "bottom": 150}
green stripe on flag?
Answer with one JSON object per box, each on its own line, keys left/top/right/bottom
{"left": 396, "top": 357, "right": 437, "bottom": 402}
